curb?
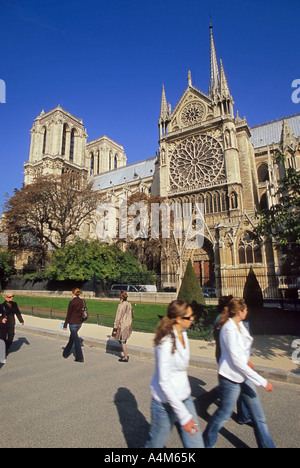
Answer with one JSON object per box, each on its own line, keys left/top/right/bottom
{"left": 16, "top": 325, "right": 300, "bottom": 386}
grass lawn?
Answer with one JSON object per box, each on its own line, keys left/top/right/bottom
{"left": 14, "top": 295, "right": 169, "bottom": 333}
{"left": 13, "top": 295, "right": 218, "bottom": 339}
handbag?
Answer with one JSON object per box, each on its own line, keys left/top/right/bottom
{"left": 81, "top": 300, "right": 89, "bottom": 321}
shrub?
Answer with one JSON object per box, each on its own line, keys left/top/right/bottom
{"left": 178, "top": 259, "right": 205, "bottom": 305}
{"left": 243, "top": 266, "right": 263, "bottom": 311}
{"left": 177, "top": 259, "right": 207, "bottom": 339}
{"left": 0, "top": 250, "right": 14, "bottom": 284}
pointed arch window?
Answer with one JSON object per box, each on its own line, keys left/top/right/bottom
{"left": 197, "top": 194, "right": 205, "bottom": 214}
{"left": 260, "top": 192, "right": 268, "bottom": 210}
{"left": 257, "top": 164, "right": 269, "bottom": 183}
{"left": 90, "top": 152, "right": 94, "bottom": 176}
{"left": 238, "top": 245, "right": 246, "bottom": 264}
{"left": 42, "top": 127, "right": 47, "bottom": 155}
{"left": 246, "top": 245, "right": 253, "bottom": 264}
{"left": 230, "top": 191, "right": 238, "bottom": 209}
{"left": 197, "top": 194, "right": 204, "bottom": 205}
{"left": 96, "top": 150, "right": 100, "bottom": 174}
{"left": 238, "top": 232, "right": 262, "bottom": 265}
{"left": 70, "top": 128, "right": 75, "bottom": 162}
{"left": 221, "top": 191, "right": 228, "bottom": 211}
{"left": 62, "top": 123, "right": 68, "bottom": 156}
{"left": 253, "top": 244, "right": 262, "bottom": 263}
{"left": 205, "top": 193, "right": 213, "bottom": 214}
{"left": 213, "top": 192, "right": 221, "bottom": 213}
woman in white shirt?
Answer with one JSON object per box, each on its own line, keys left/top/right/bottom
{"left": 145, "top": 300, "right": 204, "bottom": 448}
{"left": 203, "top": 298, "right": 275, "bottom": 448}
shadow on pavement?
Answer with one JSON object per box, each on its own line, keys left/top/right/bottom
{"left": 8, "top": 336, "right": 30, "bottom": 354}
{"left": 114, "top": 387, "right": 150, "bottom": 448}
{"left": 190, "top": 375, "right": 251, "bottom": 448}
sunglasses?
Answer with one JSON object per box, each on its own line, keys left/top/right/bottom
{"left": 181, "top": 315, "right": 194, "bottom": 321}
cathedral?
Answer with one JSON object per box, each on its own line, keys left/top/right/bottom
{"left": 23, "top": 26, "right": 300, "bottom": 298}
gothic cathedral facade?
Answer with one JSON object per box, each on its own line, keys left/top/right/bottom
{"left": 22, "top": 26, "right": 300, "bottom": 297}
{"left": 153, "top": 25, "right": 267, "bottom": 294}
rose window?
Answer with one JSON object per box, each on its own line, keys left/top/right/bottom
{"left": 181, "top": 102, "right": 205, "bottom": 126}
{"left": 169, "top": 134, "right": 225, "bottom": 190}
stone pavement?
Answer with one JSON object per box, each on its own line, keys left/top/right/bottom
{"left": 16, "top": 315, "right": 300, "bottom": 385}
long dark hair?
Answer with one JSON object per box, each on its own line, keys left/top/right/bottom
{"left": 217, "top": 295, "right": 233, "bottom": 314}
{"left": 154, "top": 300, "right": 190, "bottom": 354}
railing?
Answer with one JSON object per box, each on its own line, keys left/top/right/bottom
{"left": 8, "top": 271, "right": 300, "bottom": 302}
{"left": 98, "top": 272, "right": 300, "bottom": 300}
{"left": 20, "top": 305, "right": 115, "bottom": 324}
{"left": 19, "top": 306, "right": 160, "bottom": 333}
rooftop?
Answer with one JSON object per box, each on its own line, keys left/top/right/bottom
{"left": 89, "top": 156, "right": 156, "bottom": 191}
{"left": 250, "top": 113, "right": 300, "bottom": 148}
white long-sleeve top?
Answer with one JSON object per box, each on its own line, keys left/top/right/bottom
{"left": 219, "top": 318, "right": 267, "bottom": 388}
{"left": 150, "top": 329, "right": 192, "bottom": 426}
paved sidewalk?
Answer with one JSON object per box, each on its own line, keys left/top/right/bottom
{"left": 16, "top": 315, "right": 300, "bottom": 385}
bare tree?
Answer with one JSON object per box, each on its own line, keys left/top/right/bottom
{"left": 2, "top": 174, "right": 103, "bottom": 256}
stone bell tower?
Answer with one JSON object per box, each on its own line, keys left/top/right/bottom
{"left": 24, "top": 106, "right": 89, "bottom": 185}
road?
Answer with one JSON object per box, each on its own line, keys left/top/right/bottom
{"left": 0, "top": 330, "right": 299, "bottom": 449}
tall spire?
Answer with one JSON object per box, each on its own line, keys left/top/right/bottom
{"left": 209, "top": 22, "right": 220, "bottom": 97}
{"left": 219, "top": 59, "right": 230, "bottom": 98}
{"left": 159, "top": 84, "right": 170, "bottom": 138}
{"left": 159, "top": 84, "right": 169, "bottom": 122}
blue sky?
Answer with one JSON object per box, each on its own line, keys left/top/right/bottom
{"left": 0, "top": 0, "right": 299, "bottom": 211}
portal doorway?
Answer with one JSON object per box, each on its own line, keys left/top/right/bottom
{"left": 193, "top": 238, "right": 215, "bottom": 287}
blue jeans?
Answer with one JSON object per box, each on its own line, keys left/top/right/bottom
{"left": 203, "top": 375, "right": 275, "bottom": 448}
{"left": 145, "top": 396, "right": 204, "bottom": 448}
{"left": 63, "top": 324, "right": 84, "bottom": 362}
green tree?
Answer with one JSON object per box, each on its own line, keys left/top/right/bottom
{"left": 178, "top": 259, "right": 209, "bottom": 339}
{"left": 0, "top": 250, "right": 14, "bottom": 285}
{"left": 46, "top": 238, "right": 153, "bottom": 283}
{"left": 255, "top": 152, "right": 300, "bottom": 273}
{"left": 178, "top": 259, "right": 205, "bottom": 307}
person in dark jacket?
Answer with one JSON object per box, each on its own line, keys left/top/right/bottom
{"left": 0, "top": 292, "right": 24, "bottom": 354}
{"left": 62, "top": 288, "right": 85, "bottom": 363}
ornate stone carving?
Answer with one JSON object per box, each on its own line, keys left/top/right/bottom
{"left": 180, "top": 101, "right": 206, "bottom": 127}
{"left": 169, "top": 133, "right": 225, "bottom": 191}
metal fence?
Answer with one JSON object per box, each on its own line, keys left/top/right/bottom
{"left": 215, "top": 273, "right": 299, "bottom": 300}
{"left": 19, "top": 305, "right": 161, "bottom": 332}
{"left": 7, "top": 271, "right": 300, "bottom": 302}
{"left": 100, "top": 272, "right": 300, "bottom": 301}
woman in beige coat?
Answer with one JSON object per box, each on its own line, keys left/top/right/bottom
{"left": 112, "top": 290, "right": 134, "bottom": 362}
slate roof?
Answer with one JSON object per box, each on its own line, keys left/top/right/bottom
{"left": 90, "top": 157, "right": 156, "bottom": 191}
{"left": 250, "top": 113, "right": 300, "bottom": 148}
